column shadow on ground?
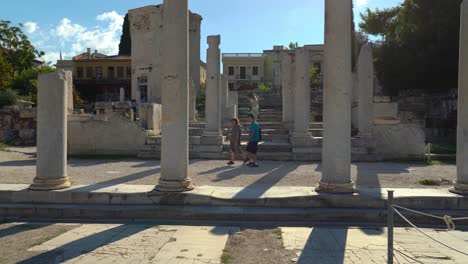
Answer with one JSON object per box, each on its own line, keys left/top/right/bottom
{"left": 232, "top": 164, "right": 300, "bottom": 199}
{"left": 0, "top": 223, "right": 52, "bottom": 239}
{"left": 17, "top": 224, "right": 151, "bottom": 264}
{"left": 70, "top": 167, "right": 160, "bottom": 192}
{"left": 297, "top": 227, "right": 347, "bottom": 264}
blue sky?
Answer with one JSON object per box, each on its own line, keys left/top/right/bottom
{"left": 0, "top": 0, "right": 402, "bottom": 64}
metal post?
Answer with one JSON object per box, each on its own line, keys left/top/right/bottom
{"left": 387, "top": 190, "right": 394, "bottom": 264}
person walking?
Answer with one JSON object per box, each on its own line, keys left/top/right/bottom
{"left": 249, "top": 93, "right": 260, "bottom": 121}
{"left": 227, "top": 118, "right": 242, "bottom": 165}
{"left": 244, "top": 114, "right": 260, "bottom": 167}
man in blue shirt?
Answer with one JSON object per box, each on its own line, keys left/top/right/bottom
{"left": 244, "top": 114, "right": 260, "bottom": 167}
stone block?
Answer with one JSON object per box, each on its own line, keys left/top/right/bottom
{"left": 374, "top": 124, "right": 425, "bottom": 160}
{"left": 19, "top": 129, "right": 35, "bottom": 140}
{"left": 19, "top": 109, "right": 36, "bottom": 119}
{"left": 374, "top": 102, "right": 398, "bottom": 118}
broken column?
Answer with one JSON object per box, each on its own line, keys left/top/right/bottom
{"left": 203, "top": 35, "right": 222, "bottom": 136}
{"left": 452, "top": 0, "right": 468, "bottom": 195}
{"left": 281, "top": 52, "right": 294, "bottom": 124}
{"left": 317, "top": 0, "right": 354, "bottom": 193}
{"left": 30, "top": 71, "right": 71, "bottom": 190}
{"left": 120, "top": 87, "right": 125, "bottom": 103}
{"left": 356, "top": 44, "right": 374, "bottom": 136}
{"left": 290, "top": 47, "right": 313, "bottom": 148}
{"left": 154, "top": 0, "right": 193, "bottom": 192}
{"left": 200, "top": 35, "right": 224, "bottom": 156}
{"left": 189, "top": 13, "right": 202, "bottom": 122}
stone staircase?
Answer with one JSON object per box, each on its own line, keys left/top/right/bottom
{"left": 138, "top": 89, "right": 380, "bottom": 161}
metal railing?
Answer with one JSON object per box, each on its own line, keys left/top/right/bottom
{"left": 387, "top": 190, "right": 468, "bottom": 264}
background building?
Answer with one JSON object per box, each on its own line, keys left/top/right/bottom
{"left": 222, "top": 53, "right": 266, "bottom": 91}
{"left": 72, "top": 48, "right": 131, "bottom": 102}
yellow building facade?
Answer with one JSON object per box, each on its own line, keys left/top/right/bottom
{"left": 73, "top": 49, "right": 131, "bottom": 102}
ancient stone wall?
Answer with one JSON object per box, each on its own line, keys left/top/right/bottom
{"left": 0, "top": 107, "right": 36, "bottom": 146}
{"left": 68, "top": 112, "right": 148, "bottom": 156}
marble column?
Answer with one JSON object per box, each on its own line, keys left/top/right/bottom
{"left": 281, "top": 52, "right": 294, "bottom": 124}
{"left": 189, "top": 13, "right": 202, "bottom": 122}
{"left": 357, "top": 44, "right": 374, "bottom": 136}
{"left": 154, "top": 0, "right": 193, "bottom": 192}
{"left": 30, "top": 71, "right": 71, "bottom": 190}
{"left": 317, "top": 0, "right": 354, "bottom": 193}
{"left": 189, "top": 79, "right": 197, "bottom": 121}
{"left": 452, "top": 0, "right": 468, "bottom": 195}
{"left": 203, "top": 35, "right": 222, "bottom": 136}
{"left": 220, "top": 74, "right": 229, "bottom": 121}
{"left": 291, "top": 48, "right": 311, "bottom": 139}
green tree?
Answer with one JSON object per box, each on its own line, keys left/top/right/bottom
{"left": 118, "top": 14, "right": 131, "bottom": 55}
{"left": 286, "top": 42, "right": 299, "bottom": 50}
{"left": 359, "top": 0, "right": 462, "bottom": 95}
{"left": 0, "top": 53, "right": 12, "bottom": 89}
{"left": 9, "top": 66, "right": 55, "bottom": 103}
{"left": 0, "top": 20, "right": 44, "bottom": 76}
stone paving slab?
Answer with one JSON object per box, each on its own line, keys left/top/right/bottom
{"left": 25, "top": 224, "right": 237, "bottom": 264}
{"left": 0, "top": 147, "right": 456, "bottom": 189}
{"left": 0, "top": 183, "right": 467, "bottom": 211}
{"left": 281, "top": 227, "right": 468, "bottom": 264}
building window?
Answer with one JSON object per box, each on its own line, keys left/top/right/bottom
{"left": 138, "top": 76, "right": 148, "bottom": 103}
{"left": 228, "top": 83, "right": 235, "bottom": 91}
{"left": 240, "top": 66, "right": 246, "bottom": 79}
{"left": 108, "top": 67, "right": 115, "bottom": 79}
{"left": 126, "top": 66, "right": 132, "bottom": 78}
{"left": 117, "top": 67, "right": 124, "bottom": 79}
{"left": 228, "top": 66, "right": 234, "bottom": 76}
{"left": 252, "top": 66, "right": 259, "bottom": 76}
{"left": 86, "top": 67, "right": 93, "bottom": 79}
{"left": 77, "top": 67, "right": 83, "bottom": 79}
{"left": 96, "top": 66, "right": 103, "bottom": 80}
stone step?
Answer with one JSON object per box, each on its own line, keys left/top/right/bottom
{"left": 223, "top": 141, "right": 292, "bottom": 152}
{"left": 310, "top": 129, "right": 323, "bottom": 137}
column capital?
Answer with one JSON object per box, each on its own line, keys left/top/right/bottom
{"left": 208, "top": 35, "right": 221, "bottom": 47}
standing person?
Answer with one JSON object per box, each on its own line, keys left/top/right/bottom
{"left": 227, "top": 118, "right": 242, "bottom": 165}
{"left": 249, "top": 93, "right": 260, "bottom": 121}
{"left": 244, "top": 113, "right": 260, "bottom": 167}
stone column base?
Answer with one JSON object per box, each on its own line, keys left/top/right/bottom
{"left": 450, "top": 182, "right": 468, "bottom": 195}
{"left": 29, "top": 176, "right": 72, "bottom": 191}
{"left": 315, "top": 181, "right": 355, "bottom": 194}
{"left": 151, "top": 179, "right": 195, "bottom": 193}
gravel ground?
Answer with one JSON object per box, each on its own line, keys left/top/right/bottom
{"left": 0, "top": 147, "right": 456, "bottom": 188}
{"left": 0, "top": 223, "right": 79, "bottom": 264}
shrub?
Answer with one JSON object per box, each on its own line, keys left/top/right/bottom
{"left": 258, "top": 83, "right": 271, "bottom": 93}
{"left": 0, "top": 89, "right": 18, "bottom": 108}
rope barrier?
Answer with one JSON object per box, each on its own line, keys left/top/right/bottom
{"left": 393, "top": 207, "right": 468, "bottom": 256}
{"left": 393, "top": 204, "right": 456, "bottom": 230}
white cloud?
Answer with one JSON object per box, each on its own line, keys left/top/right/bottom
{"left": 23, "top": 21, "right": 38, "bottom": 34}
{"left": 97, "top": 11, "right": 124, "bottom": 32}
{"left": 53, "top": 18, "right": 86, "bottom": 40}
{"left": 39, "top": 11, "right": 124, "bottom": 64}
{"left": 355, "top": 0, "right": 368, "bottom": 7}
